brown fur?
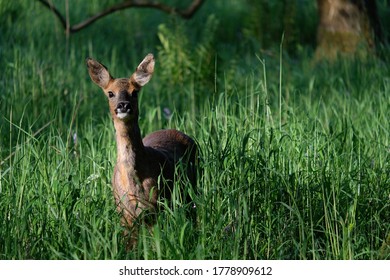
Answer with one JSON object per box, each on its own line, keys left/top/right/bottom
{"left": 86, "top": 54, "right": 197, "bottom": 246}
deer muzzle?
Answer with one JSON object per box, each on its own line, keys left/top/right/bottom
{"left": 115, "top": 101, "right": 132, "bottom": 119}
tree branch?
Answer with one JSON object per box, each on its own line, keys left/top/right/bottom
{"left": 37, "top": 0, "right": 205, "bottom": 33}
{"left": 37, "top": 0, "right": 67, "bottom": 30}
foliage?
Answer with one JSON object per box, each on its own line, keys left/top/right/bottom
{"left": 0, "top": 0, "right": 389, "bottom": 260}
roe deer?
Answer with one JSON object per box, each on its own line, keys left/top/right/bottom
{"left": 86, "top": 54, "right": 197, "bottom": 245}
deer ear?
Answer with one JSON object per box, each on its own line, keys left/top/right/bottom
{"left": 131, "top": 53, "right": 155, "bottom": 87}
{"left": 86, "top": 58, "right": 112, "bottom": 89}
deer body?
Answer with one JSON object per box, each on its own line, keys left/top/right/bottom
{"left": 87, "top": 54, "right": 196, "bottom": 232}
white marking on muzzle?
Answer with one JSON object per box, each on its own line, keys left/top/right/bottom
{"left": 116, "top": 112, "right": 129, "bottom": 119}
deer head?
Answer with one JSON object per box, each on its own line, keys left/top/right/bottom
{"left": 86, "top": 54, "right": 155, "bottom": 123}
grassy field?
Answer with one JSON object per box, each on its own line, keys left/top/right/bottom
{"left": 0, "top": 1, "right": 389, "bottom": 260}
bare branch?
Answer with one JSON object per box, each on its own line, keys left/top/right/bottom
{"left": 37, "top": 0, "right": 205, "bottom": 33}
{"left": 37, "top": 0, "right": 67, "bottom": 30}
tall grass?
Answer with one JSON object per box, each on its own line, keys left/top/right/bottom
{"left": 0, "top": 1, "right": 389, "bottom": 260}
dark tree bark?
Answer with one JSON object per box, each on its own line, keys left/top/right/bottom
{"left": 315, "top": 0, "right": 382, "bottom": 60}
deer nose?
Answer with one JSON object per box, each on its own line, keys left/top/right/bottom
{"left": 116, "top": 102, "right": 132, "bottom": 114}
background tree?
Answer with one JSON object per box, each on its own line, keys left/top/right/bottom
{"left": 37, "top": 0, "right": 386, "bottom": 61}
{"left": 315, "top": 0, "right": 382, "bottom": 60}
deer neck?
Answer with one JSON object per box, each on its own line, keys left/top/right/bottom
{"left": 113, "top": 119, "right": 144, "bottom": 165}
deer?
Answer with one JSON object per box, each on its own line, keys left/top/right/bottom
{"left": 86, "top": 54, "right": 197, "bottom": 246}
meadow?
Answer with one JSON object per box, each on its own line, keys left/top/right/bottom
{"left": 0, "top": 1, "right": 389, "bottom": 260}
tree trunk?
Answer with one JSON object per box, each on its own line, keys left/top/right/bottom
{"left": 315, "top": 0, "right": 381, "bottom": 60}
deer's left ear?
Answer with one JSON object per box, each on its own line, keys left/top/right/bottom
{"left": 86, "top": 58, "right": 113, "bottom": 89}
{"left": 130, "top": 53, "right": 155, "bottom": 87}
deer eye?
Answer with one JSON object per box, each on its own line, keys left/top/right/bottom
{"left": 108, "top": 91, "right": 115, "bottom": 98}
{"left": 132, "top": 90, "right": 139, "bottom": 98}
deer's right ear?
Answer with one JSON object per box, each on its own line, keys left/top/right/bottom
{"left": 86, "top": 58, "right": 112, "bottom": 89}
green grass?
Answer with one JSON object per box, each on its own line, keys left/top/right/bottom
{"left": 0, "top": 1, "right": 389, "bottom": 260}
